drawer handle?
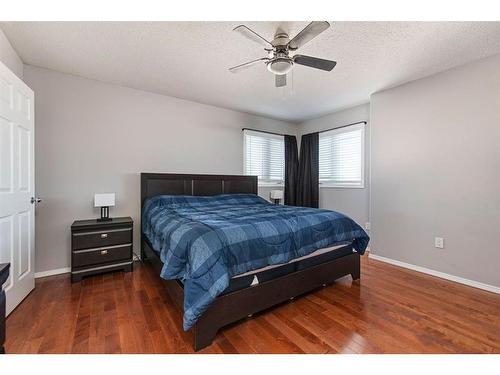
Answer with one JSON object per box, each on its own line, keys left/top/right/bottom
{"left": 101, "top": 233, "right": 108, "bottom": 239}
{"left": 100, "top": 250, "right": 108, "bottom": 255}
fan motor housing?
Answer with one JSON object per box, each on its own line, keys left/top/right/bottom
{"left": 271, "top": 32, "right": 290, "bottom": 50}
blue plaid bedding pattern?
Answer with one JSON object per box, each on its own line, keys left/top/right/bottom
{"left": 142, "top": 194, "right": 369, "bottom": 330}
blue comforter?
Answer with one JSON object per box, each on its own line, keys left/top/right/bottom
{"left": 142, "top": 194, "right": 369, "bottom": 330}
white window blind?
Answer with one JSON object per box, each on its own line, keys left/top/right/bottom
{"left": 244, "top": 129, "right": 284, "bottom": 185}
{"left": 319, "top": 123, "right": 365, "bottom": 188}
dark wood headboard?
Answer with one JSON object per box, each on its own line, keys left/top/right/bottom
{"left": 141, "top": 173, "right": 258, "bottom": 207}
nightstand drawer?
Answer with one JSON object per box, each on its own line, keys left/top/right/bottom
{"left": 72, "top": 227, "right": 132, "bottom": 250}
{"left": 72, "top": 244, "right": 132, "bottom": 268}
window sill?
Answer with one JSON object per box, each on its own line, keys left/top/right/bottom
{"left": 320, "top": 184, "right": 365, "bottom": 189}
{"left": 258, "top": 183, "right": 284, "bottom": 188}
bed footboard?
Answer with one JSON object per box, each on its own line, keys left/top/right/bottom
{"left": 191, "top": 250, "right": 360, "bottom": 351}
{"left": 142, "top": 238, "right": 360, "bottom": 351}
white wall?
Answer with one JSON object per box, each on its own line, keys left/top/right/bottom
{"left": 24, "top": 65, "right": 297, "bottom": 273}
{"left": 0, "top": 28, "right": 23, "bottom": 79}
{"left": 297, "top": 103, "right": 370, "bottom": 228}
{"left": 370, "top": 53, "right": 500, "bottom": 287}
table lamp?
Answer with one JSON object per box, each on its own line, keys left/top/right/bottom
{"left": 94, "top": 193, "right": 115, "bottom": 221}
{"left": 270, "top": 190, "right": 284, "bottom": 205}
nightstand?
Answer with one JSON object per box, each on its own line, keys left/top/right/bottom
{"left": 71, "top": 217, "right": 133, "bottom": 282}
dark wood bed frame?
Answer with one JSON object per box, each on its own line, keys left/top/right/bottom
{"left": 140, "top": 173, "right": 360, "bottom": 351}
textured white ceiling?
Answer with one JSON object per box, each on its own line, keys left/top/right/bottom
{"left": 2, "top": 21, "right": 500, "bottom": 122}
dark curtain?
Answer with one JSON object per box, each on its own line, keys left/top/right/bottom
{"left": 297, "top": 132, "right": 319, "bottom": 208}
{"left": 284, "top": 135, "right": 298, "bottom": 205}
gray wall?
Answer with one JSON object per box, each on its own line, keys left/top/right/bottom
{"left": 297, "top": 103, "right": 370, "bottom": 229}
{"left": 24, "top": 65, "right": 297, "bottom": 273}
{"left": 0, "top": 28, "right": 23, "bottom": 79}
{"left": 370, "top": 53, "right": 500, "bottom": 287}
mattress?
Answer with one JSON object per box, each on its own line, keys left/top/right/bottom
{"left": 220, "top": 243, "right": 353, "bottom": 295}
{"left": 232, "top": 243, "right": 351, "bottom": 278}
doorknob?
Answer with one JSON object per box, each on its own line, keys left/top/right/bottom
{"left": 30, "top": 197, "right": 42, "bottom": 204}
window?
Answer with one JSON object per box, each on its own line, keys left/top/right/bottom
{"left": 319, "top": 123, "right": 365, "bottom": 188}
{"left": 244, "top": 129, "right": 284, "bottom": 185}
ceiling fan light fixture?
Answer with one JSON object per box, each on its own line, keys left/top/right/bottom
{"left": 266, "top": 58, "right": 293, "bottom": 75}
{"left": 230, "top": 22, "right": 335, "bottom": 88}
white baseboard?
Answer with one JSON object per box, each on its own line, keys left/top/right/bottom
{"left": 368, "top": 253, "right": 500, "bottom": 294}
{"left": 34, "top": 267, "right": 71, "bottom": 279}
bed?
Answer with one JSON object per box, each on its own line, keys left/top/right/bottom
{"left": 141, "top": 173, "right": 369, "bottom": 351}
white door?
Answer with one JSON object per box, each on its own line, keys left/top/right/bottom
{"left": 0, "top": 61, "right": 35, "bottom": 315}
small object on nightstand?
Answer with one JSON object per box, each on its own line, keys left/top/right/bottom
{"left": 270, "top": 189, "right": 283, "bottom": 205}
{"left": 94, "top": 193, "right": 115, "bottom": 221}
{"left": 71, "top": 217, "right": 133, "bottom": 282}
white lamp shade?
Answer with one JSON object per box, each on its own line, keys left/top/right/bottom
{"left": 94, "top": 193, "right": 115, "bottom": 207}
{"left": 270, "top": 190, "right": 284, "bottom": 200}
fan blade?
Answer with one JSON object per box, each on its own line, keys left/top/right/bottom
{"left": 229, "top": 58, "right": 269, "bottom": 73}
{"left": 293, "top": 55, "right": 337, "bottom": 71}
{"left": 233, "top": 25, "right": 271, "bottom": 47}
{"left": 288, "top": 21, "right": 330, "bottom": 50}
{"left": 275, "top": 74, "right": 287, "bottom": 87}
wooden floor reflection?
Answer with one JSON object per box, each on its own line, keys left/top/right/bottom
{"left": 5, "top": 255, "right": 500, "bottom": 353}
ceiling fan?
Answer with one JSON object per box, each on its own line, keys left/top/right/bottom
{"left": 229, "top": 21, "right": 337, "bottom": 88}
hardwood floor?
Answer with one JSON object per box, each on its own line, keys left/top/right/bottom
{"left": 5, "top": 255, "right": 500, "bottom": 354}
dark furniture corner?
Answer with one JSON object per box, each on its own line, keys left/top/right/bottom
{"left": 0, "top": 263, "right": 10, "bottom": 354}
{"left": 71, "top": 217, "right": 134, "bottom": 282}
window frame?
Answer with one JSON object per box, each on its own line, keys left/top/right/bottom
{"left": 318, "top": 123, "right": 365, "bottom": 189}
{"left": 243, "top": 129, "right": 285, "bottom": 187}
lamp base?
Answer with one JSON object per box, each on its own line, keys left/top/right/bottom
{"left": 272, "top": 199, "right": 280, "bottom": 205}
{"left": 98, "top": 206, "right": 112, "bottom": 222}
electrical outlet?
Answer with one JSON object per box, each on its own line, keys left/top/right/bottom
{"left": 435, "top": 237, "right": 444, "bottom": 249}
{"left": 365, "top": 222, "right": 371, "bottom": 231}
